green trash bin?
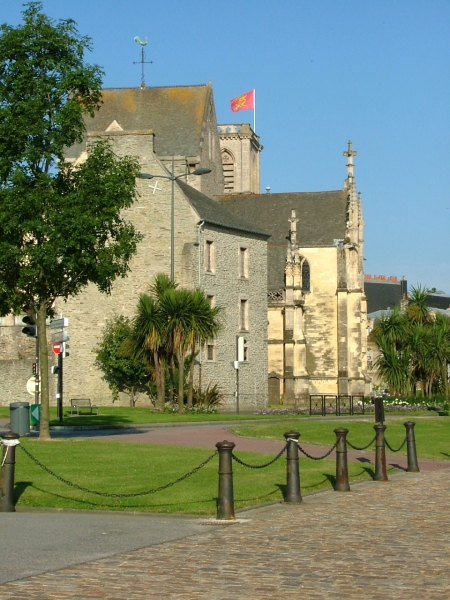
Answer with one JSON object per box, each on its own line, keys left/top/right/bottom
{"left": 30, "top": 404, "right": 41, "bottom": 426}
{"left": 10, "top": 402, "right": 30, "bottom": 436}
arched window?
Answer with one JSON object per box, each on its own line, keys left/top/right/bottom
{"left": 299, "top": 255, "right": 310, "bottom": 292}
{"left": 221, "top": 149, "right": 235, "bottom": 193}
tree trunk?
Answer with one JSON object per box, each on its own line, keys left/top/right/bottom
{"left": 198, "top": 345, "right": 203, "bottom": 395}
{"left": 37, "top": 302, "right": 51, "bottom": 440}
{"left": 155, "top": 354, "right": 165, "bottom": 410}
{"left": 169, "top": 356, "right": 176, "bottom": 407}
{"left": 186, "top": 341, "right": 196, "bottom": 409}
{"left": 176, "top": 351, "right": 186, "bottom": 412}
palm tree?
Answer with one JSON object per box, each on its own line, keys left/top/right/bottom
{"left": 371, "top": 284, "right": 450, "bottom": 399}
{"left": 369, "top": 305, "right": 407, "bottom": 350}
{"left": 157, "top": 286, "right": 222, "bottom": 412}
{"left": 158, "top": 287, "right": 197, "bottom": 411}
{"left": 374, "top": 335, "right": 410, "bottom": 396}
{"left": 184, "top": 289, "right": 222, "bottom": 408}
{"left": 133, "top": 293, "right": 167, "bottom": 410}
{"left": 407, "top": 285, "right": 432, "bottom": 325}
{"left": 424, "top": 314, "right": 450, "bottom": 398}
{"left": 132, "top": 273, "right": 223, "bottom": 412}
{"left": 149, "top": 272, "right": 178, "bottom": 298}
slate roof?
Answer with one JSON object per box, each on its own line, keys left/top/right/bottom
{"left": 364, "top": 280, "right": 405, "bottom": 314}
{"left": 177, "top": 180, "right": 270, "bottom": 238}
{"left": 426, "top": 293, "right": 450, "bottom": 311}
{"left": 365, "top": 281, "right": 450, "bottom": 314}
{"left": 65, "top": 85, "right": 211, "bottom": 159}
{"left": 215, "top": 191, "right": 349, "bottom": 289}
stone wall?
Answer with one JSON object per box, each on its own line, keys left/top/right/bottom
{"left": 0, "top": 324, "right": 55, "bottom": 406}
{"left": 267, "top": 245, "right": 368, "bottom": 404}
{"left": 196, "top": 225, "right": 268, "bottom": 410}
{"left": 49, "top": 129, "right": 268, "bottom": 409}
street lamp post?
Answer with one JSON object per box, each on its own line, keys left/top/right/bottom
{"left": 138, "top": 157, "right": 211, "bottom": 281}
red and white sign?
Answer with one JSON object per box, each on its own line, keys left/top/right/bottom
{"left": 52, "top": 343, "right": 62, "bottom": 355}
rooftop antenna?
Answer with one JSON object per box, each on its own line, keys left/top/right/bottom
{"left": 133, "top": 36, "right": 152, "bottom": 88}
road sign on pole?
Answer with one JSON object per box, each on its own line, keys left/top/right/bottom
{"left": 50, "top": 317, "right": 69, "bottom": 329}
{"left": 26, "top": 377, "right": 41, "bottom": 395}
{"left": 52, "top": 343, "right": 62, "bottom": 355}
{"left": 52, "top": 331, "right": 69, "bottom": 343}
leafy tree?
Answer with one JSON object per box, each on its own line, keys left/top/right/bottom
{"left": 94, "top": 316, "right": 152, "bottom": 407}
{"left": 0, "top": 4, "right": 141, "bottom": 438}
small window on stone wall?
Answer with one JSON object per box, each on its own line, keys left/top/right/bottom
{"left": 239, "top": 246, "right": 249, "bottom": 279}
{"left": 207, "top": 343, "right": 216, "bottom": 361}
{"left": 205, "top": 240, "right": 215, "bottom": 273}
{"left": 239, "top": 298, "right": 249, "bottom": 331}
{"left": 299, "top": 255, "right": 311, "bottom": 292}
{"left": 222, "top": 150, "right": 235, "bottom": 194}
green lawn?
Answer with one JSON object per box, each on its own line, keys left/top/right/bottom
{"left": 228, "top": 416, "right": 450, "bottom": 461}
{"left": 10, "top": 414, "right": 446, "bottom": 515}
{"left": 14, "top": 438, "right": 392, "bottom": 515}
{"left": 0, "top": 405, "right": 310, "bottom": 426}
{"left": 0, "top": 404, "right": 432, "bottom": 428}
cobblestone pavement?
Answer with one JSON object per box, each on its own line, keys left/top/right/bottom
{"left": 1, "top": 467, "right": 449, "bottom": 599}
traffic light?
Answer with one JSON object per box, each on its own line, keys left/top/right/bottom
{"left": 32, "top": 362, "right": 37, "bottom": 376}
{"left": 62, "top": 342, "right": 70, "bottom": 358}
{"left": 22, "top": 315, "right": 37, "bottom": 337}
{"left": 51, "top": 366, "right": 60, "bottom": 375}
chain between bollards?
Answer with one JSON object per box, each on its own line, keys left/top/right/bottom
{"left": 216, "top": 440, "right": 236, "bottom": 520}
{"left": 334, "top": 428, "right": 350, "bottom": 492}
{"left": 284, "top": 431, "right": 302, "bottom": 504}
{"left": 404, "top": 421, "right": 419, "bottom": 472}
{"left": 0, "top": 432, "right": 20, "bottom": 512}
{"left": 373, "top": 423, "right": 388, "bottom": 481}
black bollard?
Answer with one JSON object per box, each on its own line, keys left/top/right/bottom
{"left": 283, "top": 431, "right": 302, "bottom": 503}
{"left": 334, "top": 428, "right": 350, "bottom": 492}
{"left": 404, "top": 421, "right": 419, "bottom": 473}
{"left": 373, "top": 423, "right": 388, "bottom": 481}
{"left": 215, "top": 440, "right": 236, "bottom": 520}
{"left": 0, "top": 432, "right": 20, "bottom": 512}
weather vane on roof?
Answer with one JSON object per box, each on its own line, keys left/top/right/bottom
{"left": 133, "top": 36, "right": 152, "bottom": 88}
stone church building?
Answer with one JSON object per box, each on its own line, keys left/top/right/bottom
{"left": 0, "top": 82, "right": 369, "bottom": 408}
{"left": 217, "top": 142, "right": 369, "bottom": 403}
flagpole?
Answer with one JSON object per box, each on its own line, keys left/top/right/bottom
{"left": 253, "top": 88, "right": 256, "bottom": 132}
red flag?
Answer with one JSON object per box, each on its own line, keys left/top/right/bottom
{"left": 230, "top": 90, "right": 254, "bottom": 112}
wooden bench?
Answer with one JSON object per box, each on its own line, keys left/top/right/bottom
{"left": 70, "top": 398, "right": 99, "bottom": 416}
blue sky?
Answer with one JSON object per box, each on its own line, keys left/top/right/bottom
{"left": 4, "top": 1, "right": 450, "bottom": 293}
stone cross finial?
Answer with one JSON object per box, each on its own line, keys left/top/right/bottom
{"left": 343, "top": 140, "right": 357, "bottom": 179}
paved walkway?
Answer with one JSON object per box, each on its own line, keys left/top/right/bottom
{"left": 1, "top": 467, "right": 449, "bottom": 599}
{"left": 50, "top": 422, "right": 450, "bottom": 472}
{"left": 2, "top": 419, "right": 450, "bottom": 597}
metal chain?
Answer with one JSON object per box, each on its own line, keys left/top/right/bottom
{"left": 297, "top": 440, "right": 338, "bottom": 460}
{"left": 19, "top": 444, "right": 217, "bottom": 498}
{"left": 232, "top": 444, "right": 287, "bottom": 469}
{"left": 385, "top": 437, "right": 407, "bottom": 453}
{"left": 347, "top": 435, "right": 377, "bottom": 451}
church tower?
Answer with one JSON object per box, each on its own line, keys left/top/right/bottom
{"left": 337, "top": 141, "right": 368, "bottom": 397}
{"left": 217, "top": 123, "right": 263, "bottom": 193}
